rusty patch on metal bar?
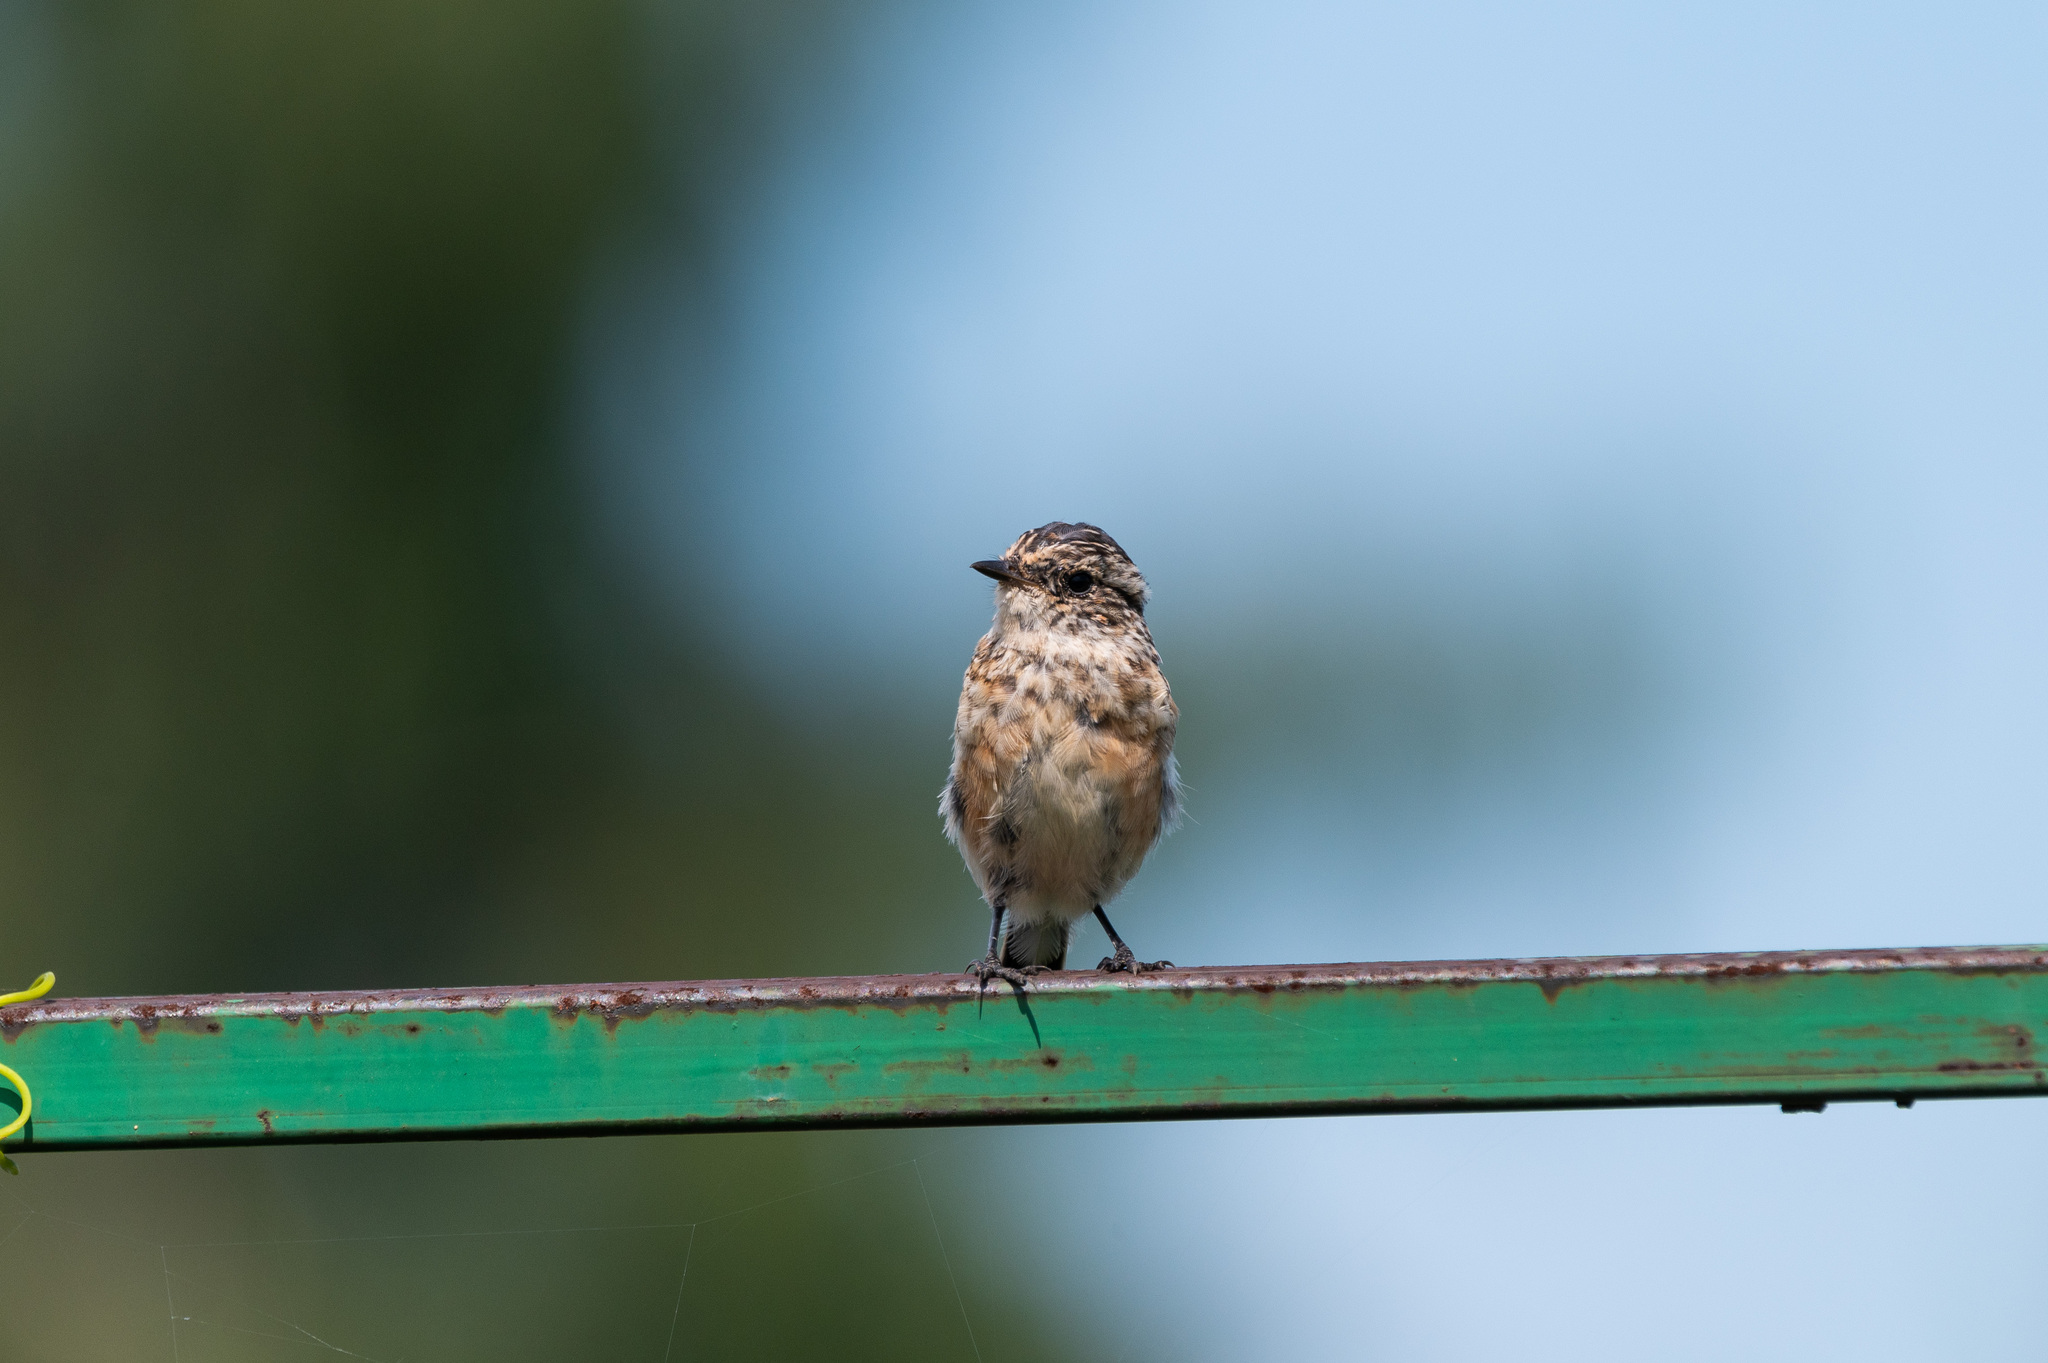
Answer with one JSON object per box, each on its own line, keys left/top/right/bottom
{"left": 1983, "top": 1023, "right": 2034, "bottom": 1052}
{"left": 1936, "top": 1059, "right": 2039, "bottom": 1074}
{"left": 882, "top": 1049, "right": 1090, "bottom": 1081}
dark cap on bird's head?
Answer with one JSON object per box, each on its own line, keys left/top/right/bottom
{"left": 972, "top": 521, "right": 1149, "bottom": 612}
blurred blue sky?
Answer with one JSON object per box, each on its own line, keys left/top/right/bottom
{"left": 593, "top": 3, "right": 2047, "bottom": 1355}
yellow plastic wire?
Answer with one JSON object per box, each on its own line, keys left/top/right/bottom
{"left": 0, "top": 971, "right": 53, "bottom": 1008}
{"left": 0, "top": 1063, "right": 28, "bottom": 1139}
{"left": 0, "top": 972, "right": 54, "bottom": 1165}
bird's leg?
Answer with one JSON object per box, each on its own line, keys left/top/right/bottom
{"left": 1094, "top": 905, "right": 1172, "bottom": 974}
{"left": 966, "top": 900, "right": 1031, "bottom": 989}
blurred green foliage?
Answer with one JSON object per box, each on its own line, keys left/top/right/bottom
{"left": 0, "top": 4, "right": 1069, "bottom": 1358}
{"left": 0, "top": 0, "right": 965, "bottom": 997}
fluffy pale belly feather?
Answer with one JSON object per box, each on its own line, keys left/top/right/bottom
{"left": 948, "top": 712, "right": 1171, "bottom": 928}
{"left": 998, "top": 735, "right": 1159, "bottom": 925}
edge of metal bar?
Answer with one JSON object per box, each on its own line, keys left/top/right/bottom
{"left": 9, "top": 944, "right": 2044, "bottom": 1031}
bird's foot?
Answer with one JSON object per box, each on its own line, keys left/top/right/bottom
{"left": 965, "top": 957, "right": 1042, "bottom": 990}
{"left": 1097, "top": 944, "right": 1172, "bottom": 975}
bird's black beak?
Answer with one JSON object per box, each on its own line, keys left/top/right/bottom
{"left": 972, "top": 559, "right": 1022, "bottom": 584}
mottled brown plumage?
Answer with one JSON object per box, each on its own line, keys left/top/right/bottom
{"left": 942, "top": 522, "right": 1179, "bottom": 984}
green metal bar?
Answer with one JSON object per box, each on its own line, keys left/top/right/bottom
{"left": 1, "top": 946, "right": 2042, "bottom": 1152}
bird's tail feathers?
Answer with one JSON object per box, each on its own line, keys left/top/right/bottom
{"left": 1001, "top": 917, "right": 1070, "bottom": 970}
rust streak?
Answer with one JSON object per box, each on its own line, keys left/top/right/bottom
{"left": 883, "top": 1049, "right": 1092, "bottom": 1080}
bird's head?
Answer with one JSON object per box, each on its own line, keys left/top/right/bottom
{"left": 973, "top": 521, "right": 1150, "bottom": 628}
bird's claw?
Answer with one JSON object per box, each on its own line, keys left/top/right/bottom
{"left": 1097, "top": 944, "right": 1172, "bottom": 975}
{"left": 965, "top": 957, "right": 1039, "bottom": 990}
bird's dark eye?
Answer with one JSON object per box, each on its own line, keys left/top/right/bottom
{"left": 1064, "top": 570, "right": 1096, "bottom": 594}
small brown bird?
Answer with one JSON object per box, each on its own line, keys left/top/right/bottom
{"left": 942, "top": 522, "right": 1180, "bottom": 987}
